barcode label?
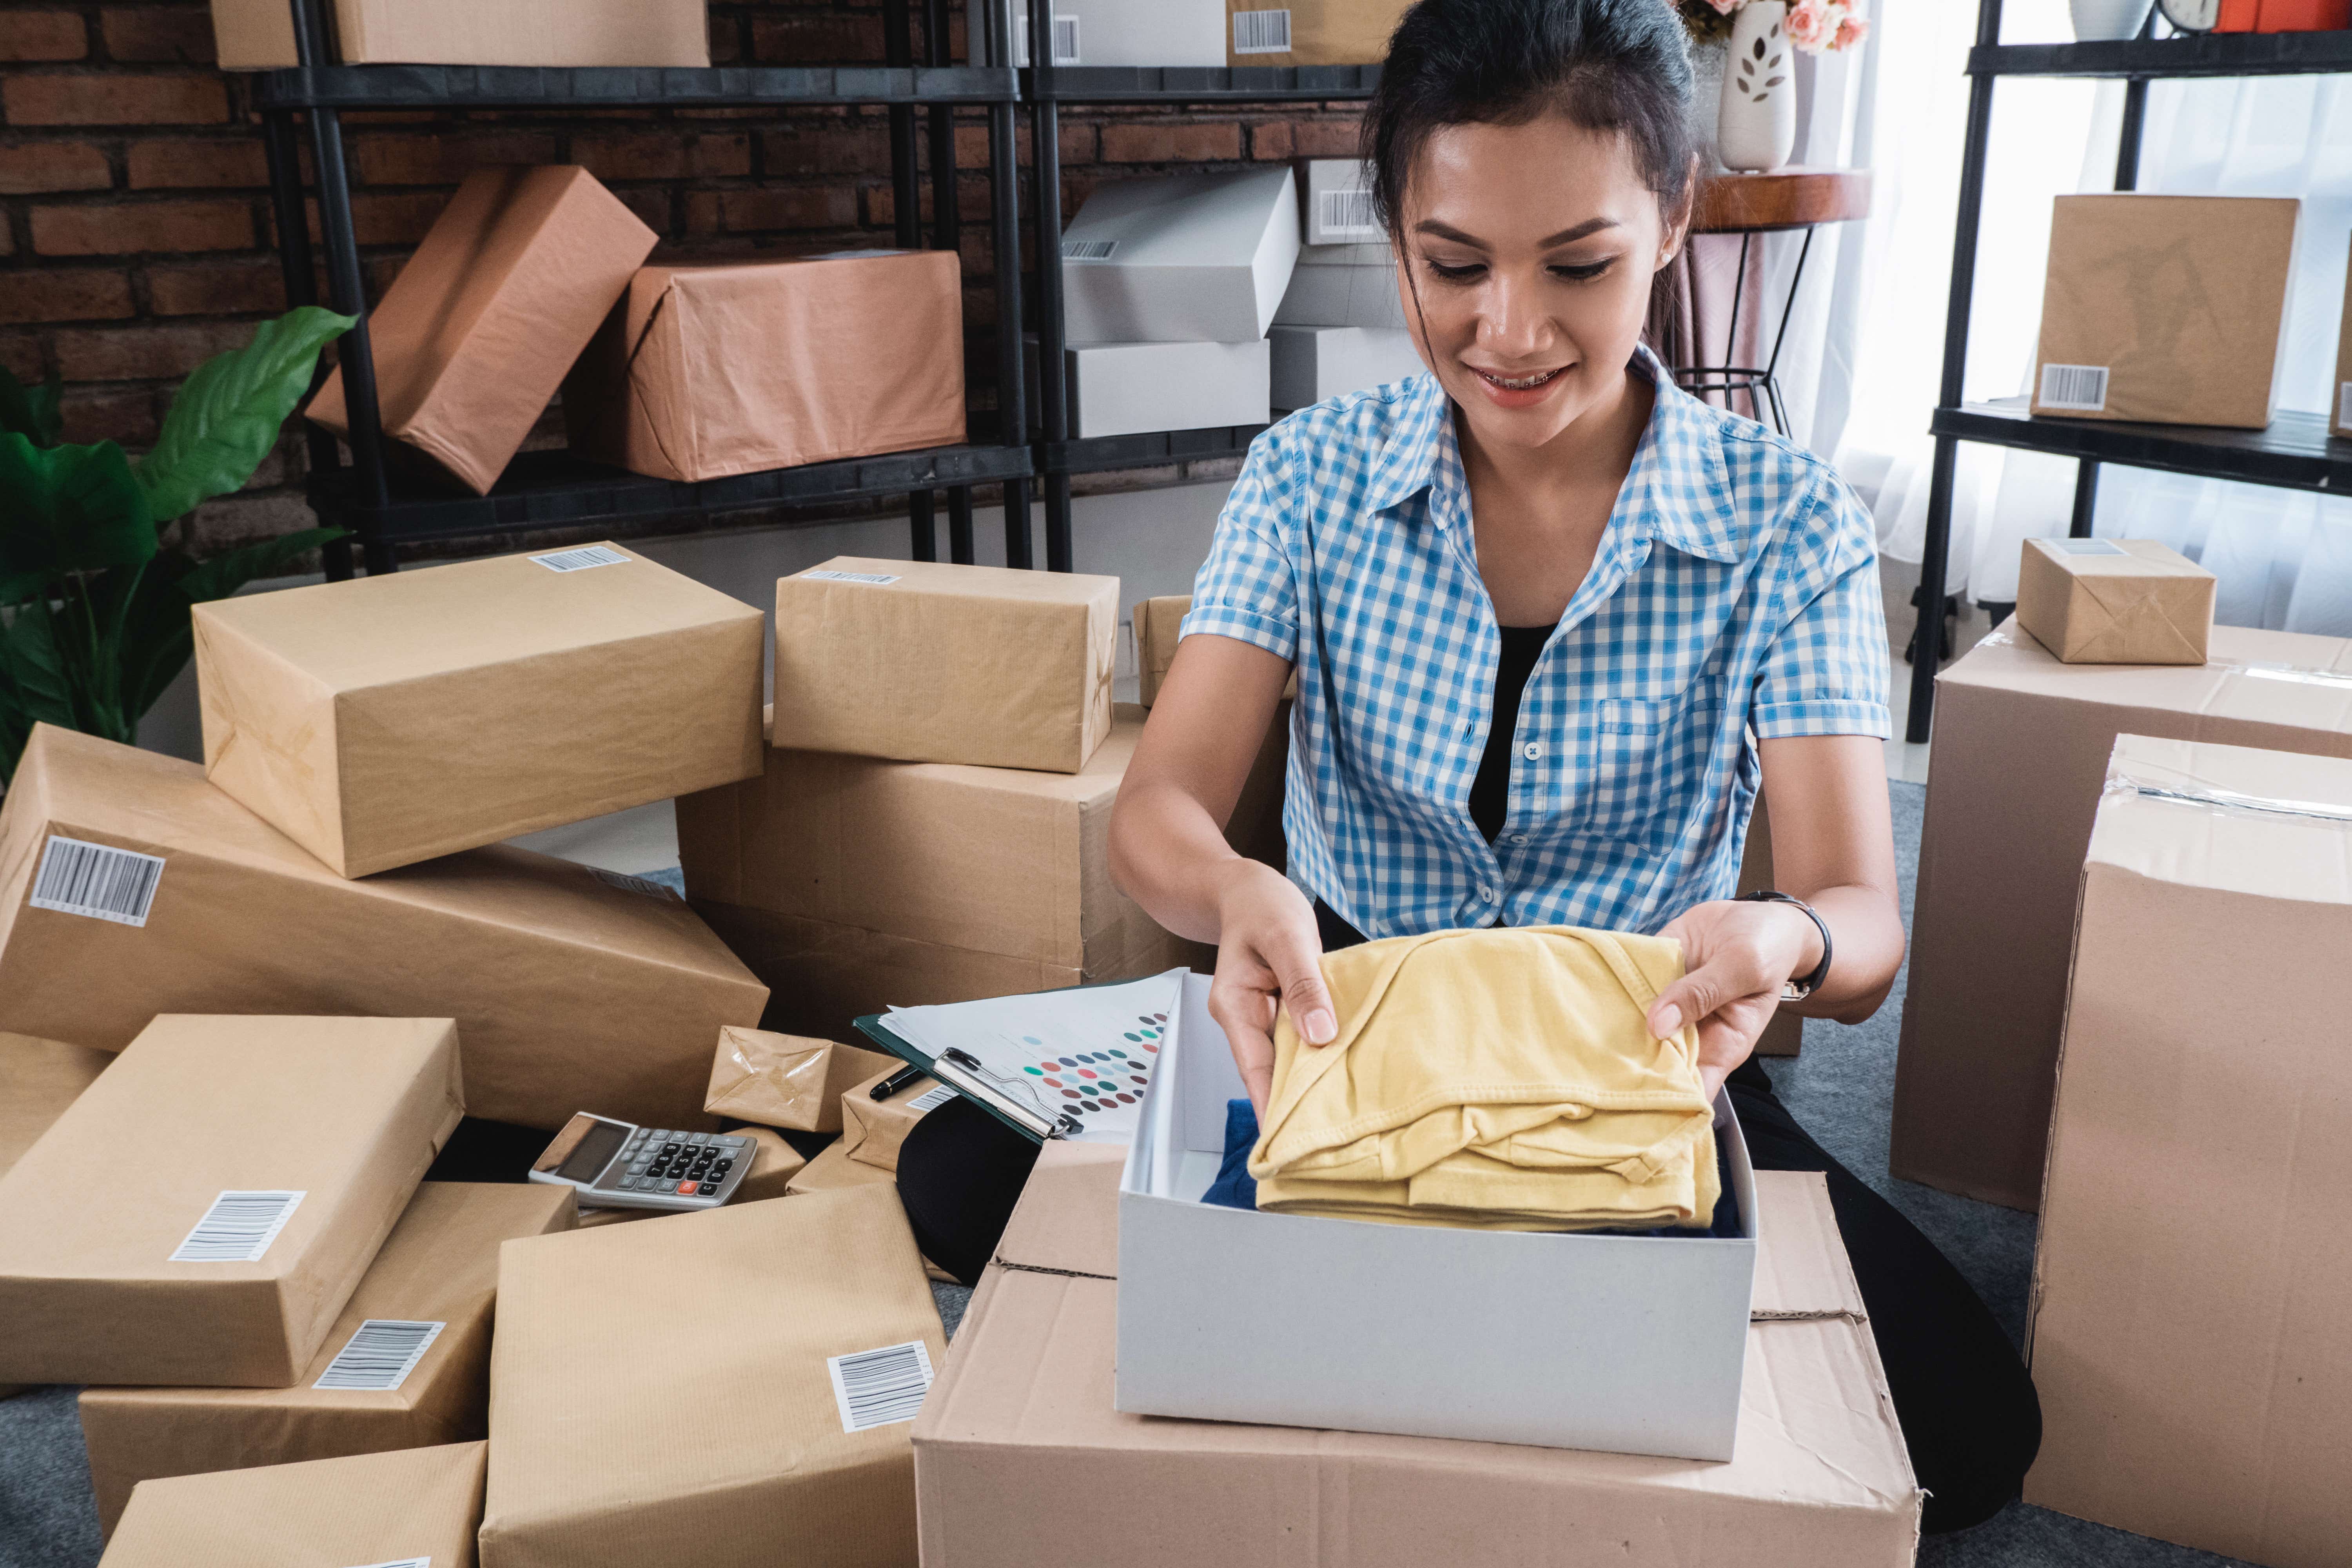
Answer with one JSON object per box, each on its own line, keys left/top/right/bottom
{"left": 1317, "top": 188, "right": 1381, "bottom": 239}
{"left": 2339, "top": 381, "right": 2351, "bottom": 430}
{"left": 828, "top": 1340, "right": 936, "bottom": 1432}
{"left": 2038, "top": 363, "right": 2108, "bottom": 412}
{"left": 2051, "top": 538, "right": 2124, "bottom": 555}
{"left": 802, "top": 568, "right": 902, "bottom": 584}
{"left": 314, "top": 1319, "right": 446, "bottom": 1392}
{"left": 1232, "top": 7, "right": 1292, "bottom": 51}
{"left": 171, "top": 1190, "right": 305, "bottom": 1263}
{"left": 592, "top": 867, "right": 680, "bottom": 901}
{"left": 906, "top": 1084, "right": 958, "bottom": 1112}
{"left": 30, "top": 835, "right": 165, "bottom": 927}
{"left": 1010, "top": 12, "right": 1079, "bottom": 64}
{"left": 1061, "top": 239, "right": 1116, "bottom": 261}
{"left": 530, "top": 545, "right": 630, "bottom": 572}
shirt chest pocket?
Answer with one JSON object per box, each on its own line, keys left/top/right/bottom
{"left": 1559, "top": 695, "right": 1695, "bottom": 848}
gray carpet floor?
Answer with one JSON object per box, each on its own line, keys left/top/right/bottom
{"left": 0, "top": 779, "right": 2251, "bottom": 1567}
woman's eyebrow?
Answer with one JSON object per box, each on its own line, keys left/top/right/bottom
{"left": 1411, "top": 216, "right": 1623, "bottom": 248}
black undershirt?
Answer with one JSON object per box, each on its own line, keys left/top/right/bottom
{"left": 1466, "top": 622, "right": 1557, "bottom": 845}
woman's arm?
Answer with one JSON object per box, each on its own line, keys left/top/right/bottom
{"left": 1110, "top": 634, "right": 1336, "bottom": 1116}
{"left": 1643, "top": 733, "right": 1906, "bottom": 1097}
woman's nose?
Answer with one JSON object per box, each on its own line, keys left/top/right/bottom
{"left": 1475, "top": 269, "right": 1557, "bottom": 359}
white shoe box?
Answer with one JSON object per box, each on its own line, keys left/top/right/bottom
{"left": 1030, "top": 337, "right": 1271, "bottom": 438}
{"left": 1299, "top": 159, "right": 1383, "bottom": 245}
{"left": 1061, "top": 168, "right": 1300, "bottom": 345}
{"left": 1270, "top": 325, "right": 1422, "bottom": 410}
{"left": 970, "top": 0, "right": 1226, "bottom": 65}
{"left": 1274, "top": 243, "right": 1406, "bottom": 329}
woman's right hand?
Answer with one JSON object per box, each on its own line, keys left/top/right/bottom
{"left": 1206, "top": 858, "right": 1338, "bottom": 1120}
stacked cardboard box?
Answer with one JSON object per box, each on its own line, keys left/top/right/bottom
{"left": 1270, "top": 160, "right": 1423, "bottom": 410}
{"left": 100, "top": 1441, "right": 490, "bottom": 1568}
{"left": 969, "top": 0, "right": 1226, "bottom": 65}
{"left": 0, "top": 1032, "right": 114, "bottom": 1399}
{"left": 1222, "top": 0, "right": 1412, "bottom": 64}
{"left": 210, "top": 0, "right": 708, "bottom": 68}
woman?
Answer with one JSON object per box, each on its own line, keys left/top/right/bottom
{"left": 1107, "top": 0, "right": 2039, "bottom": 1533}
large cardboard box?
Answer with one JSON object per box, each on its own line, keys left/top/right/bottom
{"left": 773, "top": 557, "right": 1119, "bottom": 774}
{"left": 1223, "top": 0, "right": 1410, "bottom": 62}
{"left": 1034, "top": 337, "right": 1271, "bottom": 437}
{"left": 1892, "top": 624, "right": 2352, "bottom": 1209}
{"left": 309, "top": 167, "right": 655, "bottom": 495}
{"left": 786, "top": 1136, "right": 900, "bottom": 1196}
{"left": 2014, "top": 537, "right": 2215, "bottom": 666}
{"left": 706, "top": 1025, "right": 900, "bottom": 1133}
{"left": 1060, "top": 169, "right": 1300, "bottom": 346}
{"left": 0, "top": 1031, "right": 110, "bottom": 1174}
{"left": 915, "top": 1142, "right": 1920, "bottom": 1567}
{"left": 2334, "top": 232, "right": 2352, "bottom": 439}
{"left": 1269, "top": 323, "right": 1421, "bottom": 409}
{"left": 0, "top": 725, "right": 768, "bottom": 1132}
{"left": 480, "top": 1183, "right": 944, "bottom": 1568}
{"left": 2029, "top": 194, "right": 2299, "bottom": 429}
{"left": 1274, "top": 242, "right": 1408, "bottom": 329}
{"left": 0, "top": 1014, "right": 461, "bottom": 1389}
{"left": 564, "top": 253, "right": 965, "bottom": 483}
{"left": 210, "top": 0, "right": 706, "bottom": 68}
{"left": 101, "top": 1441, "right": 487, "bottom": 1568}
{"left": 2025, "top": 735, "right": 2352, "bottom": 1568}
{"left": 969, "top": 0, "right": 1225, "bottom": 65}
{"left": 196, "top": 542, "right": 763, "bottom": 877}
{"left": 80, "top": 1181, "right": 573, "bottom": 1535}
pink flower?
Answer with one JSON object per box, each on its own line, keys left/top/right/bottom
{"left": 1831, "top": 8, "right": 1870, "bottom": 48}
{"left": 1784, "top": 0, "right": 1833, "bottom": 49}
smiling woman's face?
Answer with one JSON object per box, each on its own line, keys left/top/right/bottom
{"left": 1396, "top": 114, "right": 1684, "bottom": 452}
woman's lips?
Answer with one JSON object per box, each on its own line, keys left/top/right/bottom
{"left": 1466, "top": 362, "right": 1568, "bottom": 408}
{"left": 1471, "top": 365, "right": 1564, "bottom": 391}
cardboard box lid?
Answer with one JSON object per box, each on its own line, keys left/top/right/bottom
{"left": 0, "top": 1031, "right": 112, "bottom": 1175}
{"left": 2090, "top": 733, "right": 2352, "bottom": 904}
{"left": 1942, "top": 624, "right": 2352, "bottom": 732}
{"left": 100, "top": 1439, "right": 487, "bottom": 1567}
{"left": 483, "top": 1183, "right": 942, "bottom": 1561}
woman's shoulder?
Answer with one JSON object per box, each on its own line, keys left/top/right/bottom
{"left": 1666, "top": 389, "right": 1874, "bottom": 562}
{"left": 1252, "top": 373, "right": 1445, "bottom": 488}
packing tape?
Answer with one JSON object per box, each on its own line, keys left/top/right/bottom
{"left": 2102, "top": 769, "right": 2352, "bottom": 828}
{"left": 1985, "top": 620, "right": 2352, "bottom": 688}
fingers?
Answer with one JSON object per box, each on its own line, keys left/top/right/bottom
{"left": 1258, "top": 923, "right": 1337, "bottom": 1046}
{"left": 1207, "top": 969, "right": 1278, "bottom": 1121}
{"left": 1646, "top": 965, "right": 1725, "bottom": 1041}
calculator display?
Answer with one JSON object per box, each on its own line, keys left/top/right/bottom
{"left": 557, "top": 1118, "right": 628, "bottom": 1183}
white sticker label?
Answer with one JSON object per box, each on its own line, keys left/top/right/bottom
{"left": 1317, "top": 187, "right": 1381, "bottom": 239}
{"left": 2049, "top": 538, "right": 2125, "bottom": 555}
{"left": 1060, "top": 238, "right": 1116, "bottom": 261}
{"left": 2038, "top": 363, "right": 2109, "bottom": 412}
{"left": 1232, "top": 7, "right": 1292, "bottom": 52}
{"left": 314, "top": 1319, "right": 446, "bottom": 1392}
{"left": 530, "top": 544, "right": 630, "bottom": 572}
{"left": 30, "top": 835, "right": 165, "bottom": 927}
{"left": 801, "top": 569, "right": 902, "bottom": 584}
{"left": 592, "top": 867, "right": 681, "bottom": 901}
{"left": 906, "top": 1084, "right": 958, "bottom": 1112}
{"left": 171, "top": 1191, "right": 305, "bottom": 1263}
{"left": 2339, "top": 381, "right": 2351, "bottom": 430}
{"left": 1011, "top": 11, "right": 1080, "bottom": 64}
{"left": 829, "top": 1340, "right": 936, "bottom": 1432}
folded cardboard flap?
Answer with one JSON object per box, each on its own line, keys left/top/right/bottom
{"left": 705, "top": 1025, "right": 900, "bottom": 1133}
{"left": 2091, "top": 734, "right": 2352, "bottom": 904}
{"left": 100, "top": 1439, "right": 488, "bottom": 1568}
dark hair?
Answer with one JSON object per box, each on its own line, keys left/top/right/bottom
{"left": 1364, "top": 0, "right": 1699, "bottom": 240}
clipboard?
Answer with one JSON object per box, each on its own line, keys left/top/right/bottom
{"left": 854, "top": 1013, "right": 1071, "bottom": 1146}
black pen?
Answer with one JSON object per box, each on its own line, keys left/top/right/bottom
{"left": 871, "top": 1063, "right": 927, "bottom": 1101}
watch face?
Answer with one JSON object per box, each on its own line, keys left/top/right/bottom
{"left": 2156, "top": 0, "right": 2220, "bottom": 30}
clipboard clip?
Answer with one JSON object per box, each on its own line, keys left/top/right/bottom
{"left": 941, "top": 1047, "right": 1083, "bottom": 1139}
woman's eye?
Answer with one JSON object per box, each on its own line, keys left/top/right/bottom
{"left": 1550, "top": 259, "right": 1616, "bottom": 282}
{"left": 1424, "top": 258, "right": 1486, "bottom": 283}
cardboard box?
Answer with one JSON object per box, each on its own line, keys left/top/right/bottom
{"left": 563, "top": 253, "right": 965, "bottom": 484}
{"left": 210, "top": 0, "right": 706, "bottom": 68}
{"left": 0, "top": 1014, "right": 461, "bottom": 1389}
{"left": 706, "top": 1025, "right": 900, "bottom": 1133}
{"left": 80, "top": 1181, "right": 573, "bottom": 1535}
{"left": 1223, "top": 0, "right": 1411, "bottom": 62}
{"left": 2013, "top": 537, "right": 2215, "bottom": 666}
{"left": 841, "top": 1066, "right": 948, "bottom": 1173}
{"left": 1299, "top": 158, "right": 1383, "bottom": 244}
{"left": 1274, "top": 243, "right": 1408, "bottom": 329}
{"left": 195, "top": 542, "right": 763, "bottom": 877}
{"left": 0, "top": 724, "right": 769, "bottom": 1133}
{"left": 100, "top": 1440, "right": 488, "bottom": 1568}
{"left": 2029, "top": 194, "right": 2300, "bottom": 429}
{"left": 728, "top": 1124, "right": 808, "bottom": 1200}
{"left": 1034, "top": 336, "right": 1271, "bottom": 437}
{"left": 1892, "top": 624, "right": 2352, "bottom": 1210}
{"left": 786, "top": 1136, "right": 900, "bottom": 1196}
{"left": 2025, "top": 735, "right": 2352, "bottom": 1568}
{"left": 1269, "top": 324, "right": 1421, "bottom": 409}
{"left": 0, "top": 1031, "right": 111, "bottom": 1174}
{"left": 480, "top": 1183, "right": 944, "bottom": 1568}
{"left": 2334, "top": 232, "right": 2352, "bottom": 440}
{"left": 773, "top": 557, "right": 1120, "bottom": 774}
{"left": 970, "top": 0, "right": 1225, "bottom": 65}
{"left": 309, "top": 167, "right": 656, "bottom": 495}
{"left": 1060, "top": 169, "right": 1300, "bottom": 346}
{"left": 915, "top": 1143, "right": 1920, "bottom": 1567}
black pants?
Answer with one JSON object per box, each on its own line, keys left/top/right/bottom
{"left": 1314, "top": 902, "right": 2040, "bottom": 1534}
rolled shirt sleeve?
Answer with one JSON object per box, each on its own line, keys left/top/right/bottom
{"left": 1749, "top": 475, "right": 1895, "bottom": 741}
{"left": 1180, "top": 435, "right": 1300, "bottom": 662}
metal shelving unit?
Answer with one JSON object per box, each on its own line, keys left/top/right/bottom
{"left": 254, "top": 0, "right": 1038, "bottom": 577}
{"left": 1904, "top": 11, "right": 2352, "bottom": 740}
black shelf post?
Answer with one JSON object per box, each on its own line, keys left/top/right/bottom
{"left": 986, "top": 0, "right": 1032, "bottom": 568}
{"left": 2063, "top": 22, "right": 2151, "bottom": 543}
{"left": 1026, "top": 0, "right": 1075, "bottom": 572}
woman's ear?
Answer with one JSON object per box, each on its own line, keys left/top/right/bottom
{"left": 1654, "top": 156, "right": 1701, "bottom": 270}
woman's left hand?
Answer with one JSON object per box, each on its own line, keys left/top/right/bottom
{"left": 1643, "top": 897, "right": 1820, "bottom": 1100}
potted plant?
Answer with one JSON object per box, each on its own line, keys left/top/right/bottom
{"left": 0, "top": 306, "right": 354, "bottom": 785}
{"left": 1676, "top": 0, "right": 1872, "bottom": 173}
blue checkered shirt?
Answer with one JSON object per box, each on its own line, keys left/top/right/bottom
{"left": 1181, "top": 350, "right": 1891, "bottom": 939}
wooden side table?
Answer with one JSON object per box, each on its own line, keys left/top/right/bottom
{"left": 1673, "top": 167, "right": 1873, "bottom": 435}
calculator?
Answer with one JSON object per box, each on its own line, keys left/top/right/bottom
{"left": 527, "top": 1113, "right": 754, "bottom": 1212}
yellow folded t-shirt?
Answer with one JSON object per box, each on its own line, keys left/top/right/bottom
{"left": 1247, "top": 925, "right": 1719, "bottom": 1231}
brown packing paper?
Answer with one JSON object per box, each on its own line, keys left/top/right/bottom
{"left": 2029, "top": 194, "right": 2299, "bottom": 429}
{"left": 840, "top": 1067, "right": 944, "bottom": 1173}
{"left": 196, "top": 541, "right": 763, "bottom": 877}
{"left": 0, "top": 1014, "right": 462, "bottom": 1389}
{"left": 918, "top": 1153, "right": 1920, "bottom": 1568}
{"left": 2025, "top": 736, "right": 2352, "bottom": 1568}
{"left": 309, "top": 167, "right": 655, "bottom": 495}
{"left": 209, "top": 0, "right": 707, "bottom": 68}
{"left": 1223, "top": 0, "right": 1410, "bottom": 64}
{"left": 2334, "top": 232, "right": 2352, "bottom": 440}
{"left": 786, "top": 1137, "right": 899, "bottom": 1196}
{"left": 773, "top": 557, "right": 1119, "bottom": 773}
{"left": 480, "top": 1183, "right": 944, "bottom": 1568}
{"left": 705, "top": 1025, "right": 900, "bottom": 1133}
{"left": 2014, "top": 538, "right": 2214, "bottom": 666}
{"left": 726, "top": 1123, "right": 808, "bottom": 1200}
{"left": 80, "top": 1181, "right": 573, "bottom": 1536}
{"left": 1891, "top": 625, "right": 2352, "bottom": 1210}
{"left": 100, "top": 1440, "right": 487, "bottom": 1568}
{"left": 563, "top": 253, "right": 966, "bottom": 484}
{"left": 0, "top": 1033, "right": 113, "bottom": 1399}
{"left": 0, "top": 725, "right": 768, "bottom": 1132}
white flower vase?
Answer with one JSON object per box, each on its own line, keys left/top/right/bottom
{"left": 1718, "top": 2, "right": 1796, "bottom": 174}
{"left": 1686, "top": 37, "right": 1728, "bottom": 170}
{"left": 2068, "top": 0, "right": 2154, "bottom": 38}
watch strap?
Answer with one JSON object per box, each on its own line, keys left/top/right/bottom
{"left": 1738, "top": 889, "right": 1831, "bottom": 1001}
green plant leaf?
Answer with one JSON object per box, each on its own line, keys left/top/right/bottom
{"left": 0, "top": 364, "right": 64, "bottom": 449}
{"left": 0, "top": 596, "right": 81, "bottom": 731}
{"left": 0, "top": 433, "right": 155, "bottom": 586}
{"left": 134, "top": 306, "right": 356, "bottom": 524}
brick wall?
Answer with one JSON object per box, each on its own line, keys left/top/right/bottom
{"left": 0, "top": 0, "right": 1361, "bottom": 562}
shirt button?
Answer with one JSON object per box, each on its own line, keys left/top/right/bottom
{"left": 1509, "top": 834, "right": 1529, "bottom": 845}
{"left": 1475, "top": 884, "right": 1496, "bottom": 902}
{"left": 1522, "top": 741, "right": 1544, "bottom": 761}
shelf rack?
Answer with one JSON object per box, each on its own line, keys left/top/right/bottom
{"left": 1904, "top": 11, "right": 2352, "bottom": 740}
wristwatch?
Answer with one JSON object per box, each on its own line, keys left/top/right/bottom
{"left": 1738, "top": 890, "right": 1831, "bottom": 1001}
